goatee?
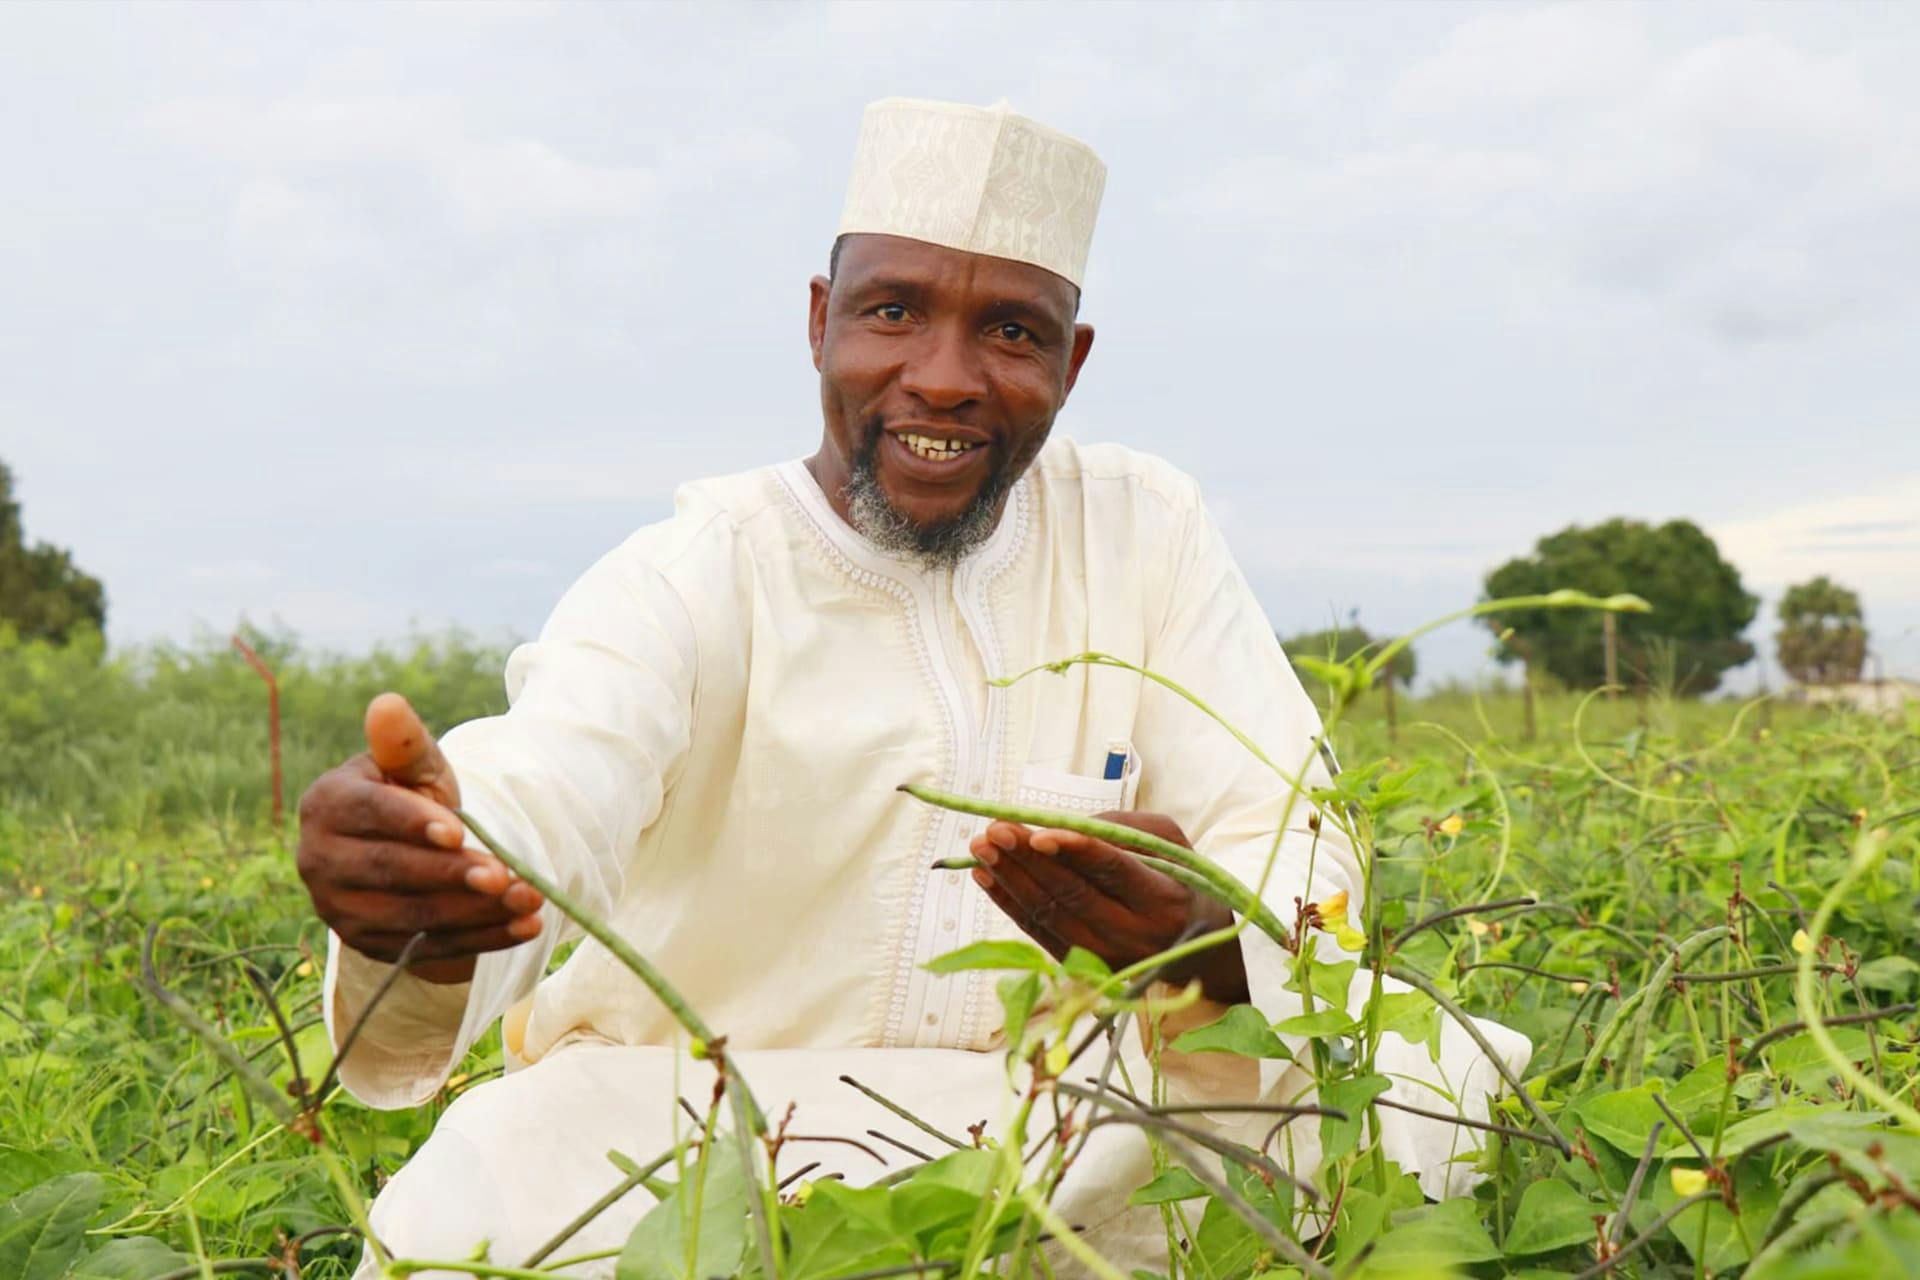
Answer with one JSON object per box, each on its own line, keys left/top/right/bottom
{"left": 842, "top": 421, "right": 1015, "bottom": 569}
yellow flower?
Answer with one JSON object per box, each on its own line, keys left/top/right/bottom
{"left": 1438, "top": 813, "right": 1464, "bottom": 838}
{"left": 1316, "top": 889, "right": 1350, "bottom": 922}
{"left": 29, "top": 885, "right": 44, "bottom": 899}
{"left": 200, "top": 876, "right": 214, "bottom": 890}
{"left": 294, "top": 960, "right": 314, "bottom": 978}
{"left": 1791, "top": 929, "right": 1812, "bottom": 955}
{"left": 1670, "top": 1167, "right": 1710, "bottom": 1197}
{"left": 1570, "top": 981, "right": 1590, "bottom": 995}
{"left": 1466, "top": 918, "right": 1489, "bottom": 938}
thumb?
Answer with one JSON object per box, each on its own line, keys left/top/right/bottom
{"left": 364, "top": 692, "right": 462, "bottom": 808}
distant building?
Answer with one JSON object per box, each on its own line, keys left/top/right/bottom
{"left": 1793, "top": 679, "right": 1920, "bottom": 715}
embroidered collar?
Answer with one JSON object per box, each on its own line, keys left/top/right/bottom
{"left": 774, "top": 457, "right": 1030, "bottom": 586}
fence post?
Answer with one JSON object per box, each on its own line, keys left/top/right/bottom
{"left": 1603, "top": 612, "right": 1619, "bottom": 698}
{"left": 232, "top": 635, "right": 283, "bottom": 826}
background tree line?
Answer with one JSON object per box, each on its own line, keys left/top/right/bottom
{"left": 0, "top": 457, "right": 1880, "bottom": 703}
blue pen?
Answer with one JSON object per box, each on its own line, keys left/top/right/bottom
{"left": 1102, "top": 740, "right": 1129, "bottom": 781}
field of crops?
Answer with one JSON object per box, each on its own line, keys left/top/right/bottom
{"left": 1, "top": 626, "right": 1916, "bottom": 1279}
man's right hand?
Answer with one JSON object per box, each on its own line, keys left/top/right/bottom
{"left": 296, "top": 692, "right": 545, "bottom": 984}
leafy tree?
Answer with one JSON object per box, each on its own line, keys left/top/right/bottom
{"left": 1775, "top": 576, "right": 1866, "bottom": 686}
{"left": 1279, "top": 624, "right": 1417, "bottom": 687}
{"left": 1482, "top": 518, "right": 1756, "bottom": 695}
{"left": 0, "top": 460, "right": 106, "bottom": 644}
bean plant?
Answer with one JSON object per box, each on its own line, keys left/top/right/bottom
{"left": 1, "top": 593, "right": 1915, "bottom": 1279}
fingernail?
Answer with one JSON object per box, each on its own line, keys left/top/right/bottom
{"left": 989, "top": 826, "right": 1017, "bottom": 850}
{"left": 972, "top": 868, "right": 993, "bottom": 888}
{"left": 426, "top": 821, "right": 459, "bottom": 848}
{"left": 509, "top": 914, "right": 542, "bottom": 939}
{"left": 1031, "top": 833, "right": 1058, "bottom": 854}
{"left": 976, "top": 845, "right": 999, "bottom": 867}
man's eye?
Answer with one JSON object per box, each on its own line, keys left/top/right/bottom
{"left": 874, "top": 304, "right": 909, "bottom": 323}
{"left": 995, "top": 323, "right": 1031, "bottom": 342}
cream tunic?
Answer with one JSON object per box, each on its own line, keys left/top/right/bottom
{"left": 325, "top": 437, "right": 1528, "bottom": 1274}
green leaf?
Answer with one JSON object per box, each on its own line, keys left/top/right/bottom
{"left": 780, "top": 1190, "right": 908, "bottom": 1280}
{"left": 1363, "top": 1197, "right": 1500, "bottom": 1269}
{"left": 1503, "top": 1180, "right": 1602, "bottom": 1256}
{"left": 616, "top": 1139, "right": 748, "bottom": 1280}
{"left": 1062, "top": 946, "right": 1112, "bottom": 984}
{"left": 997, "top": 973, "right": 1040, "bottom": 1056}
{"left": 1285, "top": 956, "right": 1358, "bottom": 1008}
{"left": 1373, "top": 990, "right": 1440, "bottom": 1048}
{"left": 70, "top": 1238, "right": 191, "bottom": 1279}
{"left": 1170, "top": 1005, "right": 1292, "bottom": 1060}
{"left": 924, "top": 940, "right": 1055, "bottom": 975}
{"left": 1856, "top": 955, "right": 1920, "bottom": 995}
{"left": 1128, "top": 1167, "right": 1209, "bottom": 1206}
{"left": 1573, "top": 1084, "right": 1673, "bottom": 1156}
{"left": 0, "top": 1174, "right": 102, "bottom": 1280}
{"left": 1275, "top": 1008, "right": 1357, "bottom": 1040}
{"left": 1319, "top": 1074, "right": 1390, "bottom": 1161}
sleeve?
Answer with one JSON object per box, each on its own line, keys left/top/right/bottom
{"left": 322, "top": 525, "right": 707, "bottom": 1109}
{"left": 1133, "top": 490, "right": 1531, "bottom": 1199}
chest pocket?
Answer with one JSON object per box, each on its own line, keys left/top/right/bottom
{"left": 1011, "top": 746, "right": 1142, "bottom": 818}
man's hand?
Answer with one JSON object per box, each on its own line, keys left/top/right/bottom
{"left": 968, "top": 810, "right": 1249, "bottom": 1005}
{"left": 296, "top": 693, "right": 544, "bottom": 985}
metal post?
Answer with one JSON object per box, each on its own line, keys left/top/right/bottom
{"left": 232, "top": 635, "right": 283, "bottom": 826}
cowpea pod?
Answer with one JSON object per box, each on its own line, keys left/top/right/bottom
{"left": 898, "top": 783, "right": 1294, "bottom": 952}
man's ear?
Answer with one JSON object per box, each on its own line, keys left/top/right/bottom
{"left": 1061, "top": 323, "right": 1096, "bottom": 401}
{"left": 808, "top": 275, "right": 832, "bottom": 372}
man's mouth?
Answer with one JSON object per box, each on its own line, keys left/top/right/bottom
{"left": 896, "top": 432, "right": 983, "bottom": 462}
{"left": 882, "top": 428, "right": 989, "bottom": 479}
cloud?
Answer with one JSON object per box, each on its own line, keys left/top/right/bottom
{"left": 1711, "top": 475, "right": 1920, "bottom": 598}
{"left": 1169, "top": 7, "right": 1920, "bottom": 346}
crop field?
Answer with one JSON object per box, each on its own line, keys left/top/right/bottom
{"left": 1, "top": 625, "right": 1916, "bottom": 1279}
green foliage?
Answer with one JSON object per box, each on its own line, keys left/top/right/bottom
{"left": 2, "top": 635, "right": 1916, "bottom": 1278}
{"left": 1483, "top": 518, "right": 1758, "bottom": 693}
{"left": 1280, "top": 624, "right": 1417, "bottom": 688}
{"left": 0, "top": 462, "right": 106, "bottom": 645}
{"left": 0, "top": 625, "right": 509, "bottom": 829}
{"left": 1776, "top": 575, "right": 1868, "bottom": 686}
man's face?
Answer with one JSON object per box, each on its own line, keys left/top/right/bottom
{"left": 807, "top": 234, "right": 1095, "bottom": 561}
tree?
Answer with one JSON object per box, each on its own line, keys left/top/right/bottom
{"left": 1775, "top": 576, "right": 1866, "bottom": 686}
{"left": 1279, "top": 624, "right": 1417, "bottom": 688}
{"left": 0, "top": 461, "right": 106, "bottom": 643}
{"left": 1481, "top": 518, "right": 1756, "bottom": 695}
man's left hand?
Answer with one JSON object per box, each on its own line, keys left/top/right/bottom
{"left": 968, "top": 810, "right": 1249, "bottom": 1006}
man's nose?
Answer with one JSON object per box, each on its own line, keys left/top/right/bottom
{"left": 898, "top": 325, "right": 988, "bottom": 410}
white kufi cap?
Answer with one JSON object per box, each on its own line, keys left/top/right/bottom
{"left": 837, "top": 97, "right": 1106, "bottom": 288}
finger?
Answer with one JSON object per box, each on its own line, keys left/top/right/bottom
{"left": 1028, "top": 829, "right": 1171, "bottom": 913}
{"left": 985, "top": 820, "right": 1029, "bottom": 853}
{"left": 364, "top": 692, "right": 462, "bottom": 808}
{"left": 976, "top": 845, "right": 1109, "bottom": 952}
{"left": 973, "top": 872, "right": 1071, "bottom": 959}
{"left": 330, "top": 888, "right": 531, "bottom": 935}
{"left": 353, "top": 917, "right": 542, "bottom": 963}
{"left": 330, "top": 839, "right": 507, "bottom": 895}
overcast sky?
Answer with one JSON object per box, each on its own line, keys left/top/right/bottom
{"left": 4, "top": 1, "right": 1916, "bottom": 690}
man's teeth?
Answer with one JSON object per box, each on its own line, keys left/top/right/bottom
{"left": 900, "top": 433, "right": 980, "bottom": 461}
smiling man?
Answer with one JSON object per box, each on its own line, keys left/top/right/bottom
{"left": 298, "top": 99, "right": 1526, "bottom": 1274}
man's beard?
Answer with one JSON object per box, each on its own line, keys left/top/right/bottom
{"left": 842, "top": 421, "right": 1017, "bottom": 570}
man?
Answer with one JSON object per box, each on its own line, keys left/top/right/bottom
{"left": 298, "top": 98, "right": 1526, "bottom": 1275}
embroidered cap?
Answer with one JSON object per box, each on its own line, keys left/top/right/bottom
{"left": 837, "top": 97, "right": 1107, "bottom": 288}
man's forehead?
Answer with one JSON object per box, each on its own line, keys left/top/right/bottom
{"left": 835, "top": 234, "right": 1078, "bottom": 312}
